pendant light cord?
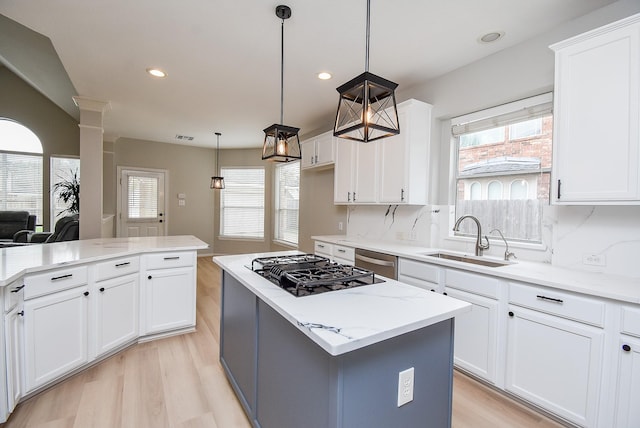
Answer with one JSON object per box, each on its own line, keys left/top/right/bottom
{"left": 365, "top": 0, "right": 370, "bottom": 73}
{"left": 215, "top": 132, "right": 221, "bottom": 175}
{"left": 280, "top": 17, "right": 285, "bottom": 125}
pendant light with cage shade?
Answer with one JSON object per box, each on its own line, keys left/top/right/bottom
{"left": 262, "top": 5, "right": 301, "bottom": 162}
{"left": 210, "top": 132, "right": 225, "bottom": 189}
{"left": 333, "top": 0, "right": 399, "bottom": 143}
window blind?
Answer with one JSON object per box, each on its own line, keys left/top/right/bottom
{"left": 127, "top": 175, "right": 158, "bottom": 219}
{"left": 220, "top": 167, "right": 265, "bottom": 239}
{"left": 451, "top": 92, "right": 553, "bottom": 137}
{"left": 0, "top": 152, "right": 43, "bottom": 223}
{"left": 274, "top": 161, "right": 300, "bottom": 245}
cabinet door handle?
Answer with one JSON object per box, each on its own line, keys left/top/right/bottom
{"left": 163, "top": 256, "right": 180, "bottom": 261}
{"left": 115, "top": 262, "right": 131, "bottom": 267}
{"left": 401, "top": 188, "right": 405, "bottom": 202}
{"left": 622, "top": 344, "right": 631, "bottom": 352}
{"left": 315, "top": 155, "right": 318, "bottom": 163}
{"left": 148, "top": 275, "right": 152, "bottom": 280}
{"left": 508, "top": 311, "right": 514, "bottom": 317}
{"left": 347, "top": 192, "right": 351, "bottom": 202}
{"left": 99, "top": 287, "right": 105, "bottom": 292}
{"left": 557, "top": 179, "right": 561, "bottom": 200}
{"left": 83, "top": 291, "right": 89, "bottom": 297}
{"left": 337, "top": 249, "right": 346, "bottom": 253}
{"left": 317, "top": 244, "right": 325, "bottom": 249}
{"left": 11, "top": 285, "right": 25, "bottom": 293}
{"left": 353, "top": 192, "right": 356, "bottom": 201}
{"left": 18, "top": 311, "right": 24, "bottom": 317}
{"left": 51, "top": 273, "right": 72, "bottom": 281}
{"left": 536, "top": 295, "right": 563, "bottom": 304}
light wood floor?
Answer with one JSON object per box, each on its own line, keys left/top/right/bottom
{"left": 2, "top": 257, "right": 565, "bottom": 428}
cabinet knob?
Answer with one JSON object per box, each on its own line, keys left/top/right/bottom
{"left": 622, "top": 344, "right": 631, "bottom": 352}
{"left": 430, "top": 289, "right": 435, "bottom": 292}
{"left": 99, "top": 287, "right": 105, "bottom": 292}
{"left": 148, "top": 275, "right": 152, "bottom": 280}
{"left": 83, "top": 291, "right": 89, "bottom": 297}
{"left": 443, "top": 292, "right": 448, "bottom": 296}
{"left": 18, "top": 311, "right": 24, "bottom": 317}
{"left": 508, "top": 311, "right": 514, "bottom": 317}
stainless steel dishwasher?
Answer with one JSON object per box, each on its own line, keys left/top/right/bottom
{"left": 354, "top": 248, "right": 398, "bottom": 280}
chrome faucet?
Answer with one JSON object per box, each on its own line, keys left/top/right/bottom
{"left": 453, "top": 215, "right": 490, "bottom": 256}
{"left": 490, "top": 228, "right": 517, "bottom": 261}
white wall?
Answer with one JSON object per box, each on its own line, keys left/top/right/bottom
{"left": 347, "top": 0, "right": 640, "bottom": 278}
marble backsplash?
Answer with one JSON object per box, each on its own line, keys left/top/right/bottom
{"left": 346, "top": 204, "right": 640, "bottom": 278}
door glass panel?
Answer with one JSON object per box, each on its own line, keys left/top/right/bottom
{"left": 127, "top": 176, "right": 158, "bottom": 219}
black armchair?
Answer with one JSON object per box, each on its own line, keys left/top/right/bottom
{"left": 14, "top": 215, "right": 79, "bottom": 244}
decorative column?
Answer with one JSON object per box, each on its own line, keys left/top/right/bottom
{"left": 73, "top": 96, "right": 110, "bottom": 239}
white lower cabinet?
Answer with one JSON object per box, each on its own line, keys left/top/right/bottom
{"left": 4, "top": 304, "right": 22, "bottom": 414}
{"left": 613, "top": 336, "right": 640, "bottom": 427}
{"left": 445, "top": 287, "right": 499, "bottom": 384}
{"left": 141, "top": 252, "right": 196, "bottom": 335}
{"left": 397, "top": 258, "right": 441, "bottom": 292}
{"left": 23, "top": 286, "right": 89, "bottom": 393}
{"left": 93, "top": 273, "right": 139, "bottom": 357}
{"left": 612, "top": 305, "right": 640, "bottom": 428}
{"left": 506, "top": 292, "right": 605, "bottom": 427}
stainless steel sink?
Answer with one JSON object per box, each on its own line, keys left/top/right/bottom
{"left": 423, "top": 252, "right": 512, "bottom": 267}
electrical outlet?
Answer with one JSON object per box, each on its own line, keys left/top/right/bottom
{"left": 397, "top": 367, "right": 414, "bottom": 407}
{"left": 409, "top": 230, "right": 417, "bottom": 241}
{"left": 582, "top": 253, "right": 605, "bottom": 266}
{"left": 396, "top": 231, "right": 405, "bottom": 240}
{"left": 338, "top": 222, "right": 343, "bottom": 231}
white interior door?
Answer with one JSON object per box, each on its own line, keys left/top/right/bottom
{"left": 119, "top": 169, "right": 167, "bottom": 237}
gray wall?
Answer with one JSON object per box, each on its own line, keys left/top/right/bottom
{"left": 0, "top": 65, "right": 79, "bottom": 229}
{"left": 298, "top": 167, "right": 346, "bottom": 253}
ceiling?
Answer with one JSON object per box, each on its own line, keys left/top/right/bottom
{"left": 0, "top": 0, "right": 616, "bottom": 149}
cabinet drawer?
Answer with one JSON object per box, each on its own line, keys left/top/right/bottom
{"left": 145, "top": 252, "right": 194, "bottom": 270}
{"left": 314, "top": 241, "right": 333, "bottom": 257}
{"left": 4, "top": 279, "right": 25, "bottom": 312}
{"left": 509, "top": 282, "right": 605, "bottom": 327}
{"left": 95, "top": 256, "right": 140, "bottom": 282}
{"left": 621, "top": 306, "right": 640, "bottom": 337}
{"left": 24, "top": 265, "right": 88, "bottom": 300}
{"left": 398, "top": 259, "right": 440, "bottom": 285}
{"left": 445, "top": 269, "right": 500, "bottom": 299}
{"left": 333, "top": 245, "right": 354, "bottom": 262}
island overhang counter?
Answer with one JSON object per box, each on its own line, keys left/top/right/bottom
{"left": 213, "top": 251, "right": 471, "bottom": 428}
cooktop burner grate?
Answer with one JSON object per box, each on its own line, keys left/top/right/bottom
{"left": 250, "top": 254, "right": 383, "bottom": 297}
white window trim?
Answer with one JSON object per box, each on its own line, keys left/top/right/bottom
{"left": 273, "top": 161, "right": 300, "bottom": 246}
{"left": 449, "top": 93, "right": 553, "bottom": 246}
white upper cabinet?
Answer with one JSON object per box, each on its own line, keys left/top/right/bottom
{"left": 333, "top": 99, "right": 432, "bottom": 205}
{"left": 551, "top": 14, "right": 640, "bottom": 204}
{"left": 378, "top": 99, "right": 431, "bottom": 204}
{"left": 300, "top": 130, "right": 335, "bottom": 170}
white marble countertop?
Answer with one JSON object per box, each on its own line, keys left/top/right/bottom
{"left": 312, "top": 235, "right": 640, "bottom": 304}
{"left": 213, "top": 251, "right": 471, "bottom": 356}
{"left": 0, "top": 235, "right": 209, "bottom": 286}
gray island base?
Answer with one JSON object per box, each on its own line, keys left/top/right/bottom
{"left": 220, "top": 270, "right": 456, "bottom": 428}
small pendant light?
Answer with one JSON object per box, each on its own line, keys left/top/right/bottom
{"left": 333, "top": 0, "right": 399, "bottom": 143}
{"left": 210, "top": 132, "right": 225, "bottom": 189}
{"left": 262, "top": 5, "right": 301, "bottom": 162}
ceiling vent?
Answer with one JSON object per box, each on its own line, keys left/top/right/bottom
{"left": 175, "top": 134, "right": 194, "bottom": 141}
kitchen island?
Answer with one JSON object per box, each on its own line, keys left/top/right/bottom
{"left": 213, "top": 252, "right": 471, "bottom": 428}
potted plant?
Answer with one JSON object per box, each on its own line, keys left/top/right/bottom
{"left": 53, "top": 168, "right": 80, "bottom": 217}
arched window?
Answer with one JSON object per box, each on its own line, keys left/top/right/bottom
{"left": 469, "top": 182, "right": 481, "bottom": 200}
{"left": 0, "top": 119, "right": 43, "bottom": 223}
{"left": 488, "top": 181, "right": 502, "bottom": 200}
{"left": 510, "top": 179, "right": 528, "bottom": 200}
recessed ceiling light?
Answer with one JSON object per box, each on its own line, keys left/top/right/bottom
{"left": 146, "top": 68, "right": 167, "bottom": 78}
{"left": 318, "top": 72, "right": 332, "bottom": 80}
{"left": 478, "top": 31, "right": 504, "bottom": 44}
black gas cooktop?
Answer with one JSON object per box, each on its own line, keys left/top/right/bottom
{"left": 251, "top": 254, "right": 383, "bottom": 297}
